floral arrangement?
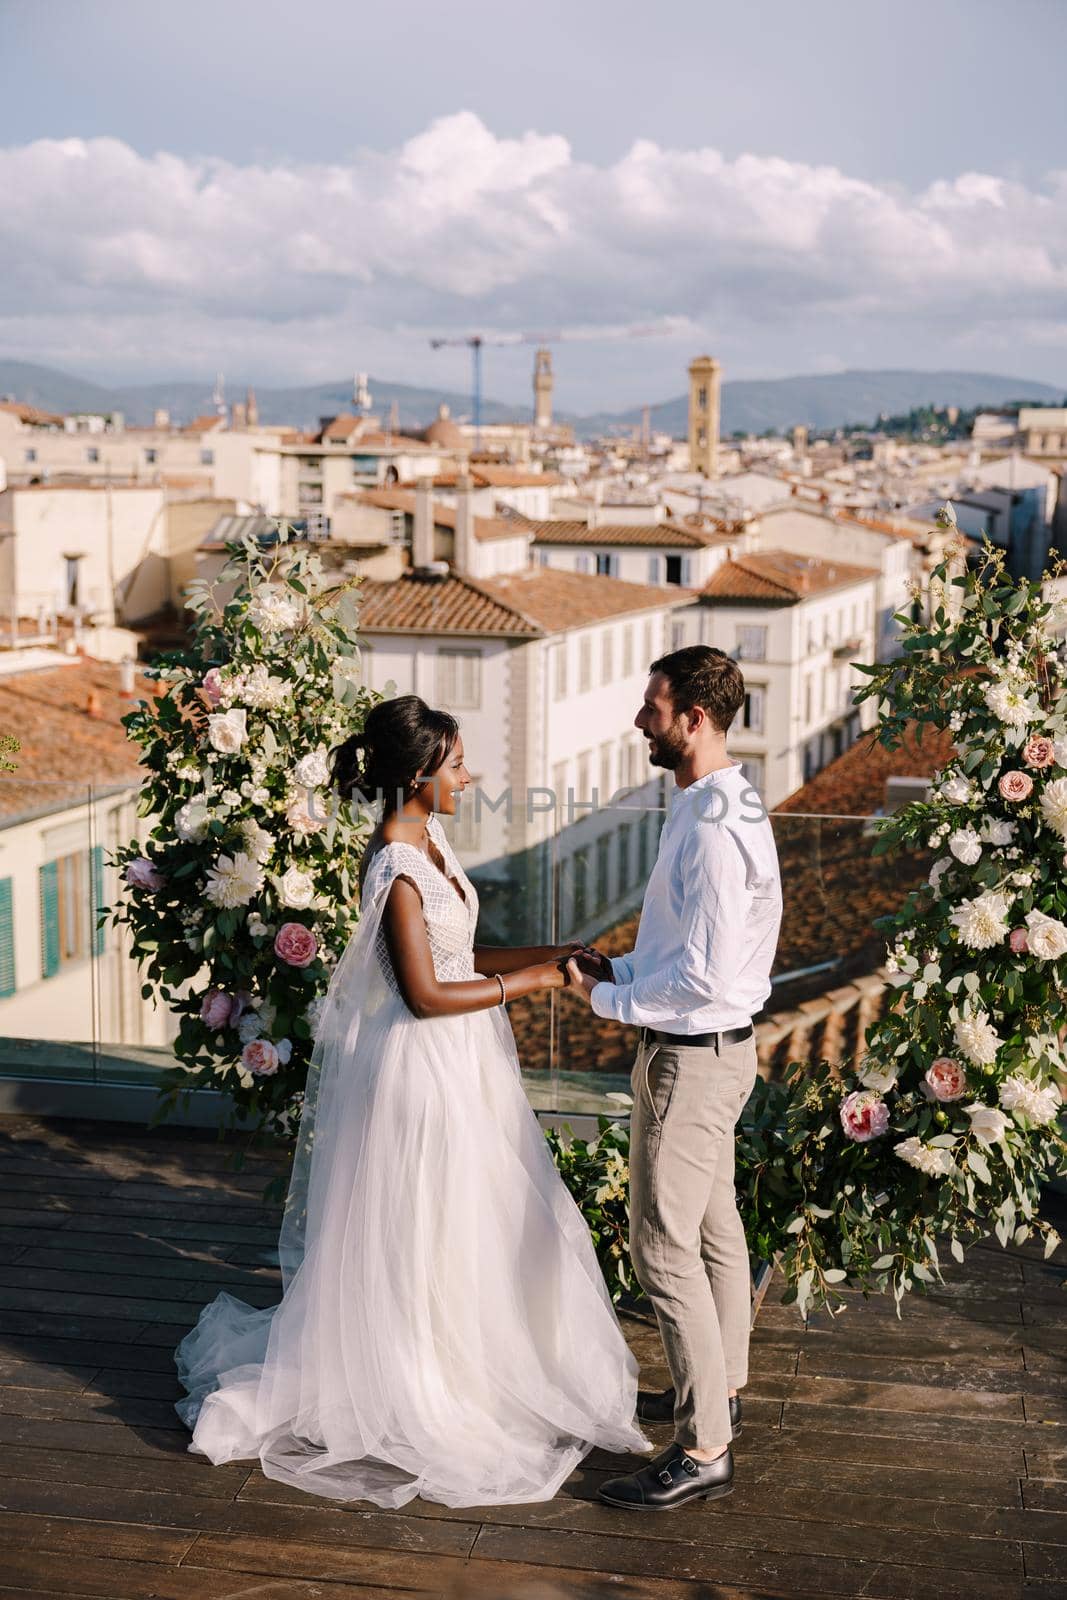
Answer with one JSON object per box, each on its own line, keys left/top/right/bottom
{"left": 544, "top": 1103, "right": 638, "bottom": 1301}
{"left": 108, "top": 525, "right": 379, "bottom": 1132}
{"left": 741, "top": 521, "right": 1067, "bottom": 1314}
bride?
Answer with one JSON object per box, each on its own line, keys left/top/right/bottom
{"left": 174, "top": 693, "right": 650, "bottom": 1507}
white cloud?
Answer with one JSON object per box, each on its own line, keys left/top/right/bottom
{"left": 1, "top": 112, "right": 1065, "bottom": 400}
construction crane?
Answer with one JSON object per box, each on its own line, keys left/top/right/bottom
{"left": 429, "top": 324, "right": 667, "bottom": 450}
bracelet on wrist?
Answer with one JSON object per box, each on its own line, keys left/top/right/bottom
{"left": 493, "top": 972, "right": 506, "bottom": 1005}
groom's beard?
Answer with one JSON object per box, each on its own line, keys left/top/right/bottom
{"left": 645, "top": 718, "right": 688, "bottom": 770}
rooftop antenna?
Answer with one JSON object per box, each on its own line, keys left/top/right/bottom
{"left": 353, "top": 372, "right": 372, "bottom": 416}
{"left": 212, "top": 371, "right": 226, "bottom": 419}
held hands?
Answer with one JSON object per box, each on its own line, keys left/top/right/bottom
{"left": 532, "top": 943, "right": 612, "bottom": 994}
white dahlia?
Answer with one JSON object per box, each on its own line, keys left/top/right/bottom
{"left": 894, "top": 1137, "right": 955, "bottom": 1177}
{"left": 204, "top": 851, "right": 265, "bottom": 909}
{"left": 1039, "top": 776, "right": 1067, "bottom": 839}
{"left": 998, "top": 1074, "right": 1062, "bottom": 1126}
{"left": 984, "top": 678, "right": 1038, "bottom": 730}
{"left": 954, "top": 1010, "right": 1001, "bottom": 1067}
{"left": 248, "top": 587, "right": 302, "bottom": 633}
{"left": 949, "top": 889, "right": 1012, "bottom": 950}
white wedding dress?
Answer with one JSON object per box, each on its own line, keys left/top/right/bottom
{"left": 174, "top": 812, "right": 650, "bottom": 1507}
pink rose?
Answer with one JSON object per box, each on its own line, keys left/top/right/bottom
{"left": 840, "top": 1090, "right": 889, "bottom": 1143}
{"left": 274, "top": 921, "right": 318, "bottom": 967}
{"left": 201, "top": 667, "right": 224, "bottom": 706}
{"left": 999, "top": 770, "right": 1033, "bottom": 802}
{"left": 125, "top": 857, "right": 164, "bottom": 892}
{"left": 241, "top": 1039, "right": 280, "bottom": 1077}
{"left": 200, "top": 988, "right": 234, "bottom": 1030}
{"left": 1023, "top": 735, "right": 1055, "bottom": 770}
{"left": 1009, "top": 927, "right": 1030, "bottom": 954}
{"left": 925, "top": 1056, "right": 968, "bottom": 1102}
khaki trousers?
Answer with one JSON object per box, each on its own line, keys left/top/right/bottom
{"left": 628, "top": 1030, "right": 758, "bottom": 1450}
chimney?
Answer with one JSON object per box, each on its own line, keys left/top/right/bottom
{"left": 454, "top": 473, "right": 475, "bottom": 576}
{"left": 412, "top": 477, "right": 434, "bottom": 568}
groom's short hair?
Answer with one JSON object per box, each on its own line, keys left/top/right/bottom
{"left": 649, "top": 645, "right": 745, "bottom": 733}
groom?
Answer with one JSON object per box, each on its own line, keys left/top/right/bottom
{"left": 567, "top": 645, "right": 782, "bottom": 1510}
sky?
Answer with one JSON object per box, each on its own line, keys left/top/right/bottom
{"left": 1, "top": 0, "right": 1066, "bottom": 412}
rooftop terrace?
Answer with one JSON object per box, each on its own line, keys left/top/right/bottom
{"left": 1, "top": 1112, "right": 1065, "bottom": 1599}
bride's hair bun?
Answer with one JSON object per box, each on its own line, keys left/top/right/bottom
{"left": 329, "top": 695, "right": 459, "bottom": 811}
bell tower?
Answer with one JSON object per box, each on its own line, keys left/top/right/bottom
{"left": 533, "top": 348, "right": 553, "bottom": 429}
{"left": 688, "top": 355, "right": 721, "bottom": 477}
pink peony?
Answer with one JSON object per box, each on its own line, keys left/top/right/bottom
{"left": 840, "top": 1090, "right": 889, "bottom": 1143}
{"left": 274, "top": 921, "right": 318, "bottom": 967}
{"left": 125, "top": 857, "right": 164, "bottom": 892}
{"left": 1023, "top": 735, "right": 1055, "bottom": 770}
{"left": 201, "top": 667, "right": 224, "bottom": 705}
{"left": 1009, "top": 927, "right": 1030, "bottom": 954}
{"left": 998, "top": 770, "right": 1033, "bottom": 802}
{"left": 241, "top": 1039, "right": 280, "bottom": 1077}
{"left": 925, "top": 1056, "right": 968, "bottom": 1102}
{"left": 200, "top": 988, "right": 234, "bottom": 1030}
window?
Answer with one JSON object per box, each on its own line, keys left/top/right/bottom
{"left": 388, "top": 510, "right": 406, "bottom": 544}
{"left": 599, "top": 740, "right": 613, "bottom": 799}
{"left": 647, "top": 556, "right": 662, "bottom": 584}
{"left": 40, "top": 849, "right": 100, "bottom": 976}
{"left": 64, "top": 556, "right": 81, "bottom": 609}
{"left": 144, "top": 448, "right": 158, "bottom": 464}
{"left": 596, "top": 835, "right": 612, "bottom": 909}
{"left": 742, "top": 686, "right": 765, "bottom": 735}
{"left": 571, "top": 847, "right": 590, "bottom": 927}
{"left": 622, "top": 625, "right": 634, "bottom": 677}
{"left": 24, "top": 448, "right": 36, "bottom": 463}
{"left": 736, "top": 625, "right": 767, "bottom": 661}
{"left": 616, "top": 824, "right": 633, "bottom": 892}
{"left": 697, "top": 385, "right": 708, "bottom": 408}
{"left": 552, "top": 643, "right": 567, "bottom": 700}
{"left": 576, "top": 749, "right": 592, "bottom": 800}
{"left": 537, "top": 548, "right": 550, "bottom": 567}
{"left": 86, "top": 447, "right": 99, "bottom": 464}
{"left": 595, "top": 552, "right": 617, "bottom": 576}
{"left": 575, "top": 553, "right": 592, "bottom": 574}
{"left": 436, "top": 648, "right": 481, "bottom": 710}
{"left": 601, "top": 630, "right": 614, "bottom": 684}
{"left": 681, "top": 556, "right": 693, "bottom": 586}
{"left": 739, "top": 755, "right": 765, "bottom": 793}
{"left": 665, "top": 555, "right": 683, "bottom": 585}
{"left": 200, "top": 448, "right": 215, "bottom": 466}
{"left": 0, "top": 878, "right": 14, "bottom": 997}
{"left": 578, "top": 635, "right": 592, "bottom": 692}
{"left": 552, "top": 761, "right": 568, "bottom": 814}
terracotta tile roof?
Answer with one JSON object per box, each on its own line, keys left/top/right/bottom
{"left": 0, "top": 657, "right": 152, "bottom": 822}
{"left": 701, "top": 551, "right": 880, "bottom": 604}
{"left": 318, "top": 416, "right": 427, "bottom": 448}
{"left": 833, "top": 510, "right": 937, "bottom": 544}
{"left": 182, "top": 415, "right": 223, "bottom": 435}
{"left": 353, "top": 488, "right": 519, "bottom": 543}
{"left": 0, "top": 400, "right": 65, "bottom": 426}
{"left": 522, "top": 519, "right": 717, "bottom": 549}
{"left": 774, "top": 720, "right": 955, "bottom": 817}
{"left": 476, "top": 567, "right": 696, "bottom": 632}
{"left": 399, "top": 467, "right": 563, "bottom": 490}
{"left": 357, "top": 573, "right": 542, "bottom": 639}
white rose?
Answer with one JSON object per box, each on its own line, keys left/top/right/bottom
{"left": 858, "top": 1059, "right": 898, "bottom": 1094}
{"left": 207, "top": 708, "right": 248, "bottom": 755}
{"left": 286, "top": 794, "right": 326, "bottom": 836}
{"left": 963, "top": 1102, "right": 1011, "bottom": 1147}
{"left": 278, "top": 866, "right": 316, "bottom": 909}
{"left": 980, "top": 817, "right": 1015, "bottom": 846}
{"left": 251, "top": 786, "right": 271, "bottom": 807}
{"left": 293, "top": 748, "right": 332, "bottom": 789}
{"left": 241, "top": 819, "right": 274, "bottom": 865}
{"left": 1023, "top": 910, "right": 1067, "bottom": 962}
{"left": 998, "top": 1074, "right": 1062, "bottom": 1126}
{"left": 248, "top": 587, "right": 302, "bottom": 632}
{"left": 940, "top": 774, "right": 973, "bottom": 804}
{"left": 948, "top": 826, "right": 982, "bottom": 866}
{"left": 175, "top": 800, "right": 210, "bottom": 844}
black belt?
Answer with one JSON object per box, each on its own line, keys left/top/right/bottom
{"left": 641, "top": 1022, "right": 753, "bottom": 1049}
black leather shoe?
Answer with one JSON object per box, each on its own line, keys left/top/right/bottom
{"left": 597, "top": 1442, "right": 733, "bottom": 1510}
{"left": 636, "top": 1389, "right": 742, "bottom": 1437}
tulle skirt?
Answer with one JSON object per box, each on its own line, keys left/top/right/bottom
{"left": 174, "top": 996, "right": 650, "bottom": 1507}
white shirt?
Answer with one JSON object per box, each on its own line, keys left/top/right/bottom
{"left": 590, "top": 762, "right": 783, "bottom": 1033}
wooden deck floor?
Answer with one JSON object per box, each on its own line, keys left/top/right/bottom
{"left": 1, "top": 1112, "right": 1066, "bottom": 1600}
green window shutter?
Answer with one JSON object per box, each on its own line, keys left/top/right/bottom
{"left": 39, "top": 861, "right": 60, "bottom": 979}
{"left": 0, "top": 878, "right": 14, "bottom": 997}
{"left": 90, "top": 845, "right": 106, "bottom": 957}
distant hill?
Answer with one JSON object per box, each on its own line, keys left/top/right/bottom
{"left": 579, "top": 369, "right": 1066, "bottom": 438}
{"left": 1, "top": 359, "right": 1063, "bottom": 438}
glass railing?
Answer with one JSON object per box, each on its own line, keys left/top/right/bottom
{"left": 0, "top": 775, "right": 924, "bottom": 1120}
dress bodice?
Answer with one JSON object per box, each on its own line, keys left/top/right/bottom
{"left": 363, "top": 814, "right": 479, "bottom": 996}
